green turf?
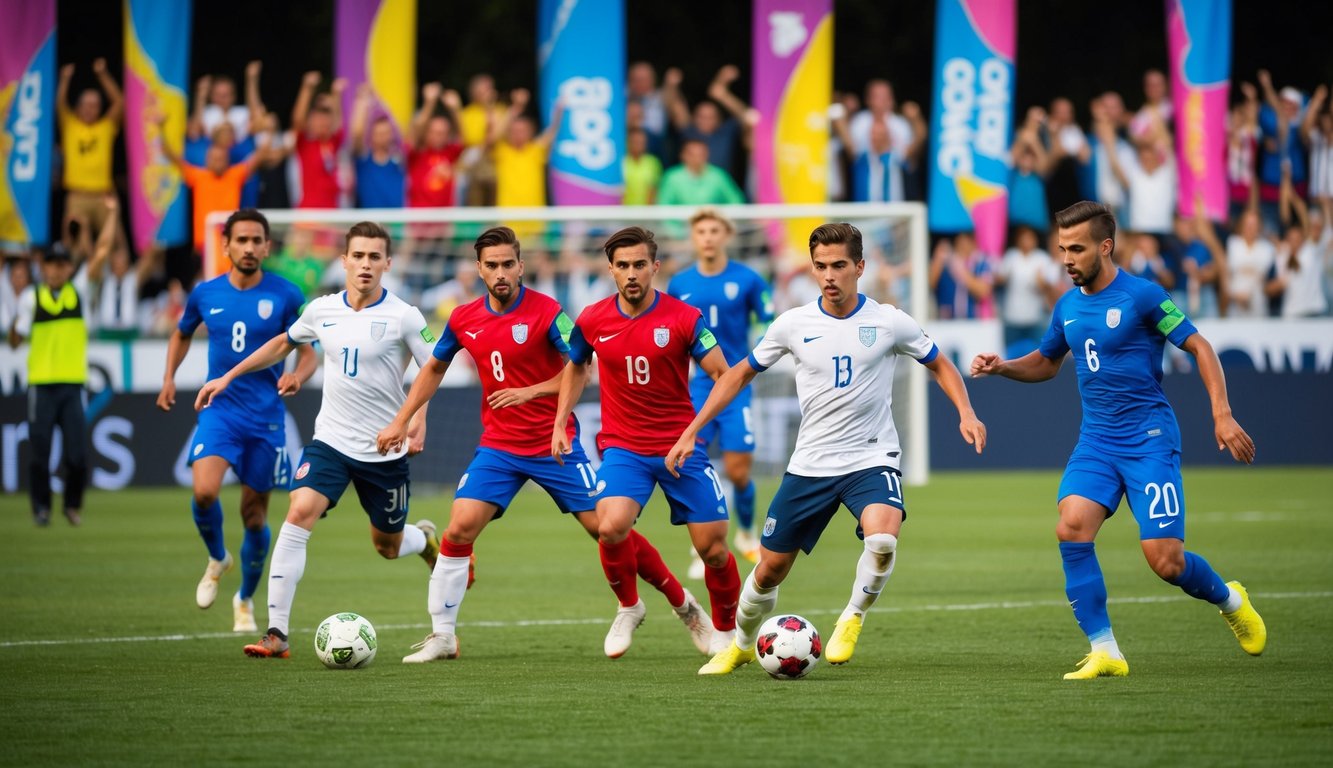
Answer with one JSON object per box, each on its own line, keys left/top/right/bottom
{"left": 1, "top": 467, "right": 1331, "bottom": 766}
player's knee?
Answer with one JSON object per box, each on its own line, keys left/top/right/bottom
{"left": 1055, "top": 519, "right": 1087, "bottom": 542}
{"left": 700, "top": 540, "right": 729, "bottom": 568}
{"left": 373, "top": 539, "right": 399, "bottom": 560}
{"left": 863, "top": 533, "right": 897, "bottom": 568}
{"left": 597, "top": 521, "right": 630, "bottom": 544}
{"left": 443, "top": 527, "right": 476, "bottom": 546}
{"left": 193, "top": 490, "right": 219, "bottom": 508}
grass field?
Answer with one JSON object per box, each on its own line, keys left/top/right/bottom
{"left": 1, "top": 467, "right": 1330, "bottom": 767}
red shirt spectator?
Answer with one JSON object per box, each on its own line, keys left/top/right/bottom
{"left": 407, "top": 143, "right": 463, "bottom": 207}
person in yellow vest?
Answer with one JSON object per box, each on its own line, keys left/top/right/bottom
{"left": 57, "top": 59, "right": 124, "bottom": 245}
{"left": 8, "top": 245, "right": 89, "bottom": 527}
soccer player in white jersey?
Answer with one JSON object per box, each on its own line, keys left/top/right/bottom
{"left": 666, "top": 222, "right": 988, "bottom": 675}
{"left": 195, "top": 221, "right": 441, "bottom": 659}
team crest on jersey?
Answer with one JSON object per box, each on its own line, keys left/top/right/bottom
{"left": 1106, "top": 308, "right": 1122, "bottom": 328}
{"left": 859, "top": 326, "right": 877, "bottom": 347}
{"left": 257, "top": 299, "right": 273, "bottom": 320}
{"left": 370, "top": 321, "right": 387, "bottom": 341}
{"left": 724, "top": 281, "right": 739, "bottom": 300}
{"left": 654, "top": 327, "right": 670, "bottom": 347}
{"left": 763, "top": 516, "right": 776, "bottom": 536}
{"left": 511, "top": 323, "right": 528, "bottom": 344}
{"left": 295, "top": 462, "right": 310, "bottom": 481}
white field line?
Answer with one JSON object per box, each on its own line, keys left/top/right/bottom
{"left": 3, "top": 591, "right": 1330, "bottom": 649}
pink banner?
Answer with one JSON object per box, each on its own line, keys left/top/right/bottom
{"left": 1168, "top": 0, "right": 1231, "bottom": 221}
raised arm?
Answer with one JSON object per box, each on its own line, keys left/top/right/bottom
{"left": 1301, "top": 84, "right": 1327, "bottom": 144}
{"left": 350, "top": 83, "right": 373, "bottom": 155}
{"left": 93, "top": 58, "right": 123, "bottom": 124}
{"left": 665, "top": 358, "right": 760, "bottom": 476}
{"left": 488, "top": 88, "right": 528, "bottom": 148}
{"left": 328, "top": 78, "right": 347, "bottom": 134}
{"left": 194, "top": 333, "right": 299, "bottom": 410}
{"left": 707, "top": 65, "right": 749, "bottom": 120}
{"left": 536, "top": 98, "right": 565, "bottom": 150}
{"left": 1179, "top": 333, "right": 1255, "bottom": 463}
{"left": 971, "top": 348, "right": 1065, "bottom": 382}
{"left": 923, "top": 353, "right": 986, "bottom": 453}
{"left": 1093, "top": 118, "right": 1129, "bottom": 188}
{"left": 188, "top": 75, "right": 211, "bottom": 141}
{"left": 661, "top": 67, "right": 691, "bottom": 131}
{"left": 407, "top": 82, "right": 442, "bottom": 149}
{"left": 244, "top": 60, "right": 265, "bottom": 126}
{"left": 57, "top": 63, "right": 73, "bottom": 123}
{"left": 290, "top": 70, "right": 321, "bottom": 134}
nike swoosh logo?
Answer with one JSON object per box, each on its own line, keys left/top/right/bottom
{"left": 1064, "top": 318, "right": 1077, "bottom": 326}
{"left": 322, "top": 322, "right": 337, "bottom": 327}
{"left": 387, "top": 514, "right": 405, "bottom": 524}
{"left": 861, "top": 586, "right": 880, "bottom": 595}
{"left": 803, "top": 336, "right": 822, "bottom": 343}
{"left": 598, "top": 332, "right": 622, "bottom": 343}
{"left": 465, "top": 330, "right": 482, "bottom": 339}
{"left": 679, "top": 293, "right": 692, "bottom": 301}
{"left": 1158, "top": 519, "right": 1177, "bottom": 528}
{"left": 209, "top": 308, "right": 224, "bottom": 315}
{"left": 444, "top": 602, "right": 458, "bottom": 609}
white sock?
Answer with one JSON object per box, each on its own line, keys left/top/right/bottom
{"left": 397, "top": 523, "right": 427, "bottom": 557}
{"left": 429, "top": 555, "right": 471, "bottom": 634}
{"left": 841, "top": 533, "right": 898, "bottom": 622}
{"left": 1090, "top": 630, "right": 1123, "bottom": 659}
{"left": 1219, "top": 585, "right": 1243, "bottom": 613}
{"left": 266, "top": 524, "right": 311, "bottom": 636}
{"left": 735, "top": 570, "right": 778, "bottom": 650}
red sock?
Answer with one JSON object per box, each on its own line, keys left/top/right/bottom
{"left": 440, "top": 540, "right": 473, "bottom": 558}
{"left": 704, "top": 551, "right": 741, "bottom": 631}
{"left": 629, "top": 529, "right": 685, "bottom": 607}
{"left": 598, "top": 537, "right": 640, "bottom": 607}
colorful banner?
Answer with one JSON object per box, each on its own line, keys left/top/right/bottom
{"left": 0, "top": 0, "right": 56, "bottom": 248}
{"left": 752, "top": 0, "right": 832, "bottom": 259}
{"left": 1168, "top": 0, "right": 1230, "bottom": 221}
{"left": 538, "top": 0, "right": 624, "bottom": 205}
{"left": 927, "top": 0, "right": 1015, "bottom": 258}
{"left": 123, "top": 0, "right": 190, "bottom": 252}
{"left": 336, "top": 0, "right": 416, "bottom": 142}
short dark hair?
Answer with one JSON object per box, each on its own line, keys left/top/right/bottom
{"left": 602, "top": 226, "right": 658, "bottom": 262}
{"left": 1054, "top": 201, "right": 1117, "bottom": 247}
{"left": 345, "top": 221, "right": 392, "bottom": 258}
{"left": 808, "top": 222, "right": 863, "bottom": 263}
{"left": 474, "top": 226, "right": 521, "bottom": 260}
{"left": 222, "top": 208, "right": 270, "bottom": 241}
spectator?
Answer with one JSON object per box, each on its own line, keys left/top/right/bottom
{"left": 195, "top": 61, "right": 263, "bottom": 140}
{"left": 253, "top": 111, "right": 292, "bottom": 209}
{"left": 1044, "top": 97, "right": 1091, "bottom": 214}
{"left": 76, "top": 198, "right": 142, "bottom": 339}
{"left": 489, "top": 89, "right": 562, "bottom": 209}
{"left": 1095, "top": 117, "right": 1176, "bottom": 239}
{"left": 623, "top": 127, "right": 662, "bottom": 205}
{"left": 1009, "top": 107, "right": 1053, "bottom": 234}
{"left": 1166, "top": 211, "right": 1224, "bottom": 318}
{"left": 657, "top": 138, "right": 744, "bottom": 206}
{"left": 825, "top": 92, "right": 860, "bottom": 203}
{"left": 405, "top": 84, "right": 464, "bottom": 208}
{"left": 1131, "top": 69, "right": 1173, "bottom": 147}
{"left": 1255, "top": 70, "right": 1308, "bottom": 235}
{"left": 1, "top": 253, "right": 33, "bottom": 336}
{"left": 626, "top": 100, "right": 667, "bottom": 163}
{"left": 1117, "top": 232, "right": 1175, "bottom": 290}
{"left": 1089, "top": 93, "right": 1136, "bottom": 218}
{"left": 1301, "top": 84, "right": 1333, "bottom": 226}
{"left": 1228, "top": 82, "right": 1261, "bottom": 224}
{"left": 160, "top": 111, "right": 259, "bottom": 276}
{"left": 929, "top": 232, "right": 994, "bottom": 319}
{"left": 848, "top": 80, "right": 924, "bottom": 201}
{"left": 832, "top": 100, "right": 904, "bottom": 203}
{"left": 421, "top": 259, "right": 483, "bottom": 324}
{"left": 664, "top": 66, "right": 747, "bottom": 185}
{"left": 350, "top": 84, "right": 406, "bottom": 208}
{"left": 627, "top": 61, "right": 669, "bottom": 155}
{"left": 1225, "top": 209, "right": 1276, "bottom": 317}
{"left": 457, "top": 73, "right": 505, "bottom": 206}
{"left": 265, "top": 227, "right": 325, "bottom": 301}
{"left": 186, "top": 121, "right": 260, "bottom": 210}
{"left": 1266, "top": 206, "right": 1329, "bottom": 318}
{"left": 995, "top": 225, "right": 1052, "bottom": 354}
{"left": 56, "top": 59, "right": 123, "bottom": 246}
{"left": 290, "top": 71, "right": 346, "bottom": 208}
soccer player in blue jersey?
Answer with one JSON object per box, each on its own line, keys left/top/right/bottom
{"left": 971, "top": 201, "right": 1266, "bottom": 680}
{"left": 667, "top": 209, "right": 774, "bottom": 567}
{"left": 157, "top": 209, "right": 315, "bottom": 633}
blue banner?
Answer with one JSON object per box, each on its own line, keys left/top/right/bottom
{"left": 0, "top": 0, "right": 56, "bottom": 248}
{"left": 538, "top": 0, "right": 624, "bottom": 205}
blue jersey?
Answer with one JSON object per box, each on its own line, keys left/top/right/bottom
{"left": 180, "top": 272, "right": 305, "bottom": 428}
{"left": 667, "top": 260, "right": 773, "bottom": 378}
{"left": 1039, "top": 269, "right": 1198, "bottom": 453}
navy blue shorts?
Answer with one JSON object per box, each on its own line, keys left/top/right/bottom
{"left": 1059, "top": 442, "right": 1187, "bottom": 541}
{"left": 690, "top": 377, "right": 755, "bottom": 454}
{"left": 188, "top": 407, "right": 291, "bottom": 492}
{"left": 292, "top": 440, "right": 410, "bottom": 533}
{"left": 598, "top": 447, "right": 729, "bottom": 526}
{"left": 455, "top": 444, "right": 599, "bottom": 516}
{"left": 761, "top": 466, "right": 907, "bottom": 555}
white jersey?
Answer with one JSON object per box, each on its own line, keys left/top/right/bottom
{"left": 288, "top": 289, "right": 434, "bottom": 462}
{"left": 748, "top": 294, "right": 937, "bottom": 477}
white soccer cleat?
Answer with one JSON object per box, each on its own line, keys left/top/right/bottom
{"left": 733, "top": 529, "right": 760, "bottom": 563}
{"left": 604, "top": 599, "right": 647, "bottom": 658}
{"left": 687, "top": 548, "right": 706, "bottom": 581}
{"left": 675, "top": 589, "right": 713, "bottom": 654}
{"left": 196, "top": 552, "right": 234, "bottom": 609}
{"left": 232, "top": 593, "right": 257, "bottom": 633}
{"left": 709, "top": 627, "right": 736, "bottom": 656}
{"left": 402, "top": 632, "right": 460, "bottom": 663}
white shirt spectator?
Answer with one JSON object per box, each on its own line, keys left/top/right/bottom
{"left": 202, "top": 105, "right": 251, "bottom": 141}
{"left": 1125, "top": 158, "right": 1177, "bottom": 235}
{"left": 1093, "top": 137, "right": 1136, "bottom": 209}
{"left": 1276, "top": 242, "right": 1329, "bottom": 317}
{"left": 1225, "top": 235, "right": 1276, "bottom": 317}
{"left": 998, "top": 247, "right": 1051, "bottom": 327}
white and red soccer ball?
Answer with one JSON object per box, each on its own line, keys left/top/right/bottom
{"left": 755, "top": 614, "right": 821, "bottom": 679}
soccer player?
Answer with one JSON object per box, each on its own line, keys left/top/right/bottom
{"left": 667, "top": 209, "right": 774, "bottom": 569}
{"left": 158, "top": 209, "right": 313, "bottom": 632}
{"left": 666, "top": 222, "right": 987, "bottom": 675}
{"left": 552, "top": 226, "right": 742, "bottom": 659}
{"left": 376, "top": 226, "right": 710, "bottom": 662}
{"left": 970, "top": 201, "right": 1266, "bottom": 680}
{"left": 195, "top": 221, "right": 441, "bottom": 659}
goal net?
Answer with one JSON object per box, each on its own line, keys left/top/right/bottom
{"left": 205, "top": 203, "right": 932, "bottom": 487}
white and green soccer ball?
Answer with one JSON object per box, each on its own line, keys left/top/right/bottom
{"left": 314, "top": 612, "right": 378, "bottom": 669}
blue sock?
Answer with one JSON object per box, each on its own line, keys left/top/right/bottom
{"left": 735, "top": 480, "right": 756, "bottom": 530}
{"left": 239, "top": 524, "right": 272, "bottom": 601}
{"left": 1168, "top": 551, "right": 1230, "bottom": 605}
{"left": 192, "top": 499, "right": 226, "bottom": 561}
{"left": 1059, "top": 541, "right": 1114, "bottom": 644}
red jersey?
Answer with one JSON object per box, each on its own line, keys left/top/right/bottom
{"left": 433, "top": 286, "right": 576, "bottom": 456}
{"left": 569, "top": 290, "right": 718, "bottom": 456}
{"left": 295, "top": 130, "right": 344, "bottom": 208}
{"left": 407, "top": 144, "right": 464, "bottom": 207}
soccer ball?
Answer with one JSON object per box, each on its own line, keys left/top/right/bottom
{"left": 755, "top": 614, "right": 821, "bottom": 680}
{"left": 314, "top": 612, "right": 378, "bottom": 669}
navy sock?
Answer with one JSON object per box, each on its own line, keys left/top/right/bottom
{"left": 1168, "top": 551, "right": 1230, "bottom": 605}
{"left": 1059, "top": 541, "right": 1113, "bottom": 644}
{"left": 239, "top": 524, "right": 272, "bottom": 601}
{"left": 192, "top": 499, "right": 226, "bottom": 561}
{"left": 735, "top": 480, "right": 756, "bottom": 530}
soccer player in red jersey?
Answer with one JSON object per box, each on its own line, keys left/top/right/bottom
{"left": 378, "top": 227, "right": 709, "bottom": 662}
{"left": 552, "top": 226, "right": 742, "bottom": 660}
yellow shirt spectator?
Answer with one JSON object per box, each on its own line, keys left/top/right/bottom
{"left": 494, "top": 141, "right": 549, "bottom": 208}
{"left": 61, "top": 116, "right": 118, "bottom": 193}
{"left": 458, "top": 103, "right": 507, "bottom": 147}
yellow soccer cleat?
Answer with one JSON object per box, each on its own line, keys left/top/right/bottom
{"left": 1220, "top": 581, "right": 1267, "bottom": 656}
{"left": 1063, "top": 651, "right": 1129, "bottom": 680}
{"left": 826, "top": 614, "right": 863, "bottom": 665}
{"left": 698, "top": 640, "right": 756, "bottom": 676}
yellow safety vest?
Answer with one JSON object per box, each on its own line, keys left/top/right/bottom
{"left": 29, "top": 283, "right": 87, "bottom": 385}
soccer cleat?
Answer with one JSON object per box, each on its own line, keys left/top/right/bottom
{"left": 232, "top": 593, "right": 257, "bottom": 633}
{"left": 733, "top": 529, "right": 760, "bottom": 563}
{"left": 417, "top": 519, "right": 440, "bottom": 572}
{"left": 709, "top": 628, "right": 736, "bottom": 656}
{"left": 687, "top": 549, "right": 706, "bottom": 581}
{"left": 604, "top": 599, "right": 647, "bottom": 658}
{"left": 63, "top": 508, "right": 83, "bottom": 527}
{"left": 1220, "top": 581, "right": 1267, "bottom": 656}
{"left": 243, "top": 629, "right": 290, "bottom": 659}
{"left": 674, "top": 589, "right": 713, "bottom": 654}
{"left": 402, "top": 632, "right": 460, "bottom": 663}
{"left": 468, "top": 552, "right": 477, "bottom": 590}
{"left": 1062, "top": 651, "right": 1129, "bottom": 680}
{"left": 826, "top": 614, "right": 863, "bottom": 665}
{"left": 196, "top": 552, "right": 234, "bottom": 609}
{"left": 33, "top": 508, "right": 51, "bottom": 527}
{"left": 698, "top": 640, "right": 756, "bottom": 676}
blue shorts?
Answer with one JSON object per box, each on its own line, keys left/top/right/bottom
{"left": 1058, "top": 442, "right": 1186, "bottom": 541}
{"left": 456, "top": 445, "right": 599, "bottom": 517}
{"left": 292, "top": 440, "right": 411, "bottom": 533}
{"left": 188, "top": 407, "right": 291, "bottom": 492}
{"left": 598, "top": 447, "right": 729, "bottom": 526}
{"left": 761, "top": 467, "right": 907, "bottom": 555}
{"left": 690, "top": 377, "right": 754, "bottom": 454}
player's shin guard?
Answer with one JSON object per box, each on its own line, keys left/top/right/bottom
{"left": 397, "top": 524, "right": 427, "bottom": 557}
{"left": 598, "top": 537, "right": 640, "bottom": 607}
{"left": 239, "top": 524, "right": 271, "bottom": 601}
{"left": 735, "top": 481, "right": 756, "bottom": 531}
{"left": 430, "top": 540, "right": 473, "bottom": 634}
{"left": 704, "top": 551, "right": 741, "bottom": 631}
{"left": 628, "top": 530, "right": 685, "bottom": 607}
{"left": 1168, "top": 551, "right": 1231, "bottom": 605}
{"left": 843, "top": 533, "right": 897, "bottom": 621}
{"left": 192, "top": 499, "right": 227, "bottom": 561}
{"left": 1059, "top": 541, "right": 1118, "bottom": 654}
{"left": 266, "top": 524, "right": 311, "bottom": 636}
{"left": 735, "top": 570, "right": 778, "bottom": 649}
